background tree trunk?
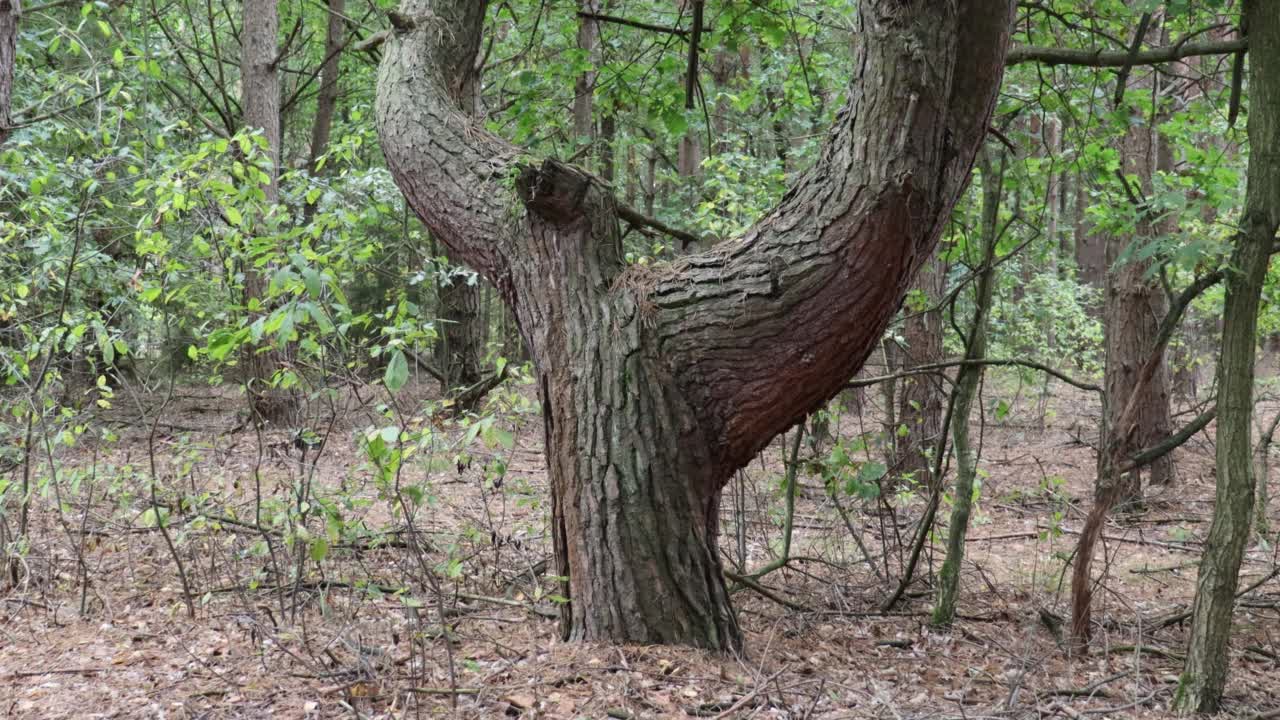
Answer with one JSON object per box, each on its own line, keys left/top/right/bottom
{"left": 241, "top": 0, "right": 295, "bottom": 425}
{"left": 1099, "top": 28, "right": 1177, "bottom": 503}
{"left": 434, "top": 265, "right": 484, "bottom": 388}
{"left": 1177, "top": 3, "right": 1279, "bottom": 711}
{"left": 892, "top": 251, "right": 946, "bottom": 489}
{"left": 573, "top": 0, "right": 599, "bottom": 150}
{"left": 307, "top": 0, "right": 346, "bottom": 175}
{"left": 0, "top": 0, "right": 17, "bottom": 147}
{"left": 1073, "top": 186, "right": 1106, "bottom": 290}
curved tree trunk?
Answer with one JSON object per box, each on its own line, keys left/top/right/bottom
{"left": 376, "top": 0, "right": 1014, "bottom": 649}
{"left": 1177, "top": 3, "right": 1279, "bottom": 712}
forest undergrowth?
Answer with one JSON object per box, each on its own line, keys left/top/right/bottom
{"left": 2, "top": 366, "right": 1277, "bottom": 720}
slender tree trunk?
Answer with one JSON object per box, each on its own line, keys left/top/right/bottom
{"left": 600, "top": 112, "right": 616, "bottom": 183}
{"left": 933, "top": 148, "right": 1004, "bottom": 628}
{"left": 644, "top": 147, "right": 657, "bottom": 216}
{"left": 677, "top": 0, "right": 704, "bottom": 190}
{"left": 1255, "top": 412, "right": 1279, "bottom": 538}
{"left": 376, "top": 0, "right": 1014, "bottom": 649}
{"left": 0, "top": 0, "right": 17, "bottom": 147}
{"left": 574, "top": 0, "right": 599, "bottom": 150}
{"left": 1176, "top": 5, "right": 1279, "bottom": 711}
{"left": 308, "top": 0, "right": 345, "bottom": 175}
{"left": 241, "top": 0, "right": 295, "bottom": 425}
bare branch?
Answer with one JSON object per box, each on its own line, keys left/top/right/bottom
{"left": 1006, "top": 38, "right": 1246, "bottom": 67}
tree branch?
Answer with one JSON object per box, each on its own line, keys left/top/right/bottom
{"left": 846, "top": 358, "right": 1101, "bottom": 394}
{"left": 577, "top": 11, "right": 692, "bottom": 37}
{"left": 616, "top": 204, "right": 704, "bottom": 249}
{"left": 1006, "top": 37, "right": 1246, "bottom": 67}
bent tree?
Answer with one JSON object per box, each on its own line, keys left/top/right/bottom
{"left": 376, "top": 0, "right": 1014, "bottom": 649}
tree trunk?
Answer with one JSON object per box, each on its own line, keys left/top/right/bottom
{"left": 241, "top": 0, "right": 295, "bottom": 425}
{"left": 893, "top": 251, "right": 945, "bottom": 489}
{"left": 573, "top": 0, "right": 599, "bottom": 149}
{"left": 1176, "top": 4, "right": 1279, "bottom": 712}
{"left": 933, "top": 148, "right": 1003, "bottom": 628}
{"left": 1074, "top": 177, "right": 1106, "bottom": 290}
{"left": 0, "top": 0, "right": 17, "bottom": 147}
{"left": 432, "top": 20, "right": 487, "bottom": 390}
{"left": 1100, "top": 256, "right": 1175, "bottom": 500}
{"left": 1100, "top": 30, "right": 1177, "bottom": 503}
{"left": 434, "top": 262, "right": 484, "bottom": 388}
{"left": 677, "top": 0, "right": 704, "bottom": 191}
{"left": 376, "top": 0, "right": 1014, "bottom": 649}
{"left": 308, "top": 0, "right": 346, "bottom": 175}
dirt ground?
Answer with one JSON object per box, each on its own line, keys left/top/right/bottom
{"left": 1, "top": 370, "right": 1278, "bottom": 719}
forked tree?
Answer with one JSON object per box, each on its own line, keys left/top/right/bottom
{"left": 375, "top": 0, "right": 1014, "bottom": 650}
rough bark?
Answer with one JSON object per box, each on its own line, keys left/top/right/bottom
{"left": 241, "top": 0, "right": 294, "bottom": 425}
{"left": 376, "top": 0, "right": 1015, "bottom": 649}
{"left": 1176, "top": 3, "right": 1279, "bottom": 712}
{"left": 0, "top": 0, "right": 17, "bottom": 147}
{"left": 933, "top": 148, "right": 1002, "bottom": 628}
{"left": 432, "top": 19, "right": 486, "bottom": 390}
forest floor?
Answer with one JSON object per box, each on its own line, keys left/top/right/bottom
{"left": 1, "top": 369, "right": 1278, "bottom": 719}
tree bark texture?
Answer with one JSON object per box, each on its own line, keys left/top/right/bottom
{"left": 433, "top": 23, "right": 486, "bottom": 390}
{"left": 376, "top": 0, "right": 1015, "bottom": 649}
{"left": 0, "top": 0, "right": 17, "bottom": 147}
{"left": 1177, "top": 3, "right": 1279, "bottom": 712}
{"left": 241, "top": 0, "right": 294, "bottom": 425}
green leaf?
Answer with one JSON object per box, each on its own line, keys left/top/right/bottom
{"left": 384, "top": 349, "right": 408, "bottom": 391}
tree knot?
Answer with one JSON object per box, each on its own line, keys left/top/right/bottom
{"left": 515, "top": 159, "right": 593, "bottom": 225}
